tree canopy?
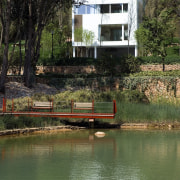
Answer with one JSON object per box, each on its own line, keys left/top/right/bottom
{"left": 0, "top": 0, "right": 73, "bottom": 92}
{"left": 136, "top": 0, "right": 177, "bottom": 71}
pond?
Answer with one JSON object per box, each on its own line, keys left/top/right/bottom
{"left": 0, "top": 129, "right": 180, "bottom": 180}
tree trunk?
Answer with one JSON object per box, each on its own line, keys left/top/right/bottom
{"left": 24, "top": 0, "right": 33, "bottom": 88}
{"left": 162, "top": 56, "right": 165, "bottom": 72}
{"left": 128, "top": 39, "right": 130, "bottom": 57}
{"left": 0, "top": 0, "right": 11, "bottom": 93}
{"left": 0, "top": 26, "right": 3, "bottom": 49}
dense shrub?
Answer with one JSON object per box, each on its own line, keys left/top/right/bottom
{"left": 95, "top": 54, "right": 140, "bottom": 76}
{"left": 0, "top": 118, "right": 5, "bottom": 130}
{"left": 131, "top": 70, "right": 180, "bottom": 77}
{"left": 166, "top": 46, "right": 179, "bottom": 56}
{"left": 95, "top": 54, "right": 117, "bottom": 76}
{"left": 138, "top": 55, "right": 180, "bottom": 64}
{"left": 119, "top": 56, "right": 141, "bottom": 74}
{"left": 37, "top": 57, "right": 97, "bottom": 66}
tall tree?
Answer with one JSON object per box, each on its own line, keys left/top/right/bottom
{"left": 0, "top": 0, "right": 11, "bottom": 93}
{"left": 135, "top": 9, "right": 176, "bottom": 71}
{"left": 22, "top": 0, "right": 73, "bottom": 87}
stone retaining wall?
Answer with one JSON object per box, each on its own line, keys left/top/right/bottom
{"left": 6, "top": 64, "right": 180, "bottom": 75}
{"left": 141, "top": 64, "right": 180, "bottom": 71}
{"left": 5, "top": 76, "right": 180, "bottom": 101}
{"left": 35, "top": 65, "right": 180, "bottom": 74}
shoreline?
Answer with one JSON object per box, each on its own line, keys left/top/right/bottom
{"left": 1, "top": 122, "right": 180, "bottom": 136}
{"left": 0, "top": 125, "right": 86, "bottom": 136}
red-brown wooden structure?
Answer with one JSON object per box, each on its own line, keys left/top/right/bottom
{"left": 0, "top": 98, "right": 117, "bottom": 120}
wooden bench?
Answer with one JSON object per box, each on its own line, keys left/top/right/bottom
{"left": 72, "top": 101, "right": 94, "bottom": 113}
{"left": 31, "top": 101, "right": 53, "bottom": 111}
{"left": 74, "top": 102, "right": 93, "bottom": 110}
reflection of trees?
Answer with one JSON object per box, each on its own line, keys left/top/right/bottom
{"left": 1, "top": 131, "right": 180, "bottom": 179}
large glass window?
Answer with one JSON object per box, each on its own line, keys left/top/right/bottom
{"left": 101, "top": 25, "right": 122, "bottom": 41}
{"left": 123, "top": 4, "right": 128, "bottom": 13}
{"left": 100, "top": 5, "right": 109, "bottom": 13}
{"left": 75, "top": 5, "right": 86, "bottom": 14}
{"left": 111, "top": 4, "right": 122, "bottom": 13}
{"left": 75, "top": 5, "right": 96, "bottom": 14}
{"left": 87, "top": 5, "right": 96, "bottom": 14}
{"left": 74, "top": 3, "right": 128, "bottom": 14}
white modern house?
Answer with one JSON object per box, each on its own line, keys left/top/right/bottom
{"left": 72, "top": 0, "right": 138, "bottom": 59}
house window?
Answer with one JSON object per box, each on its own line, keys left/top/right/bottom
{"left": 124, "top": 25, "right": 128, "bottom": 40}
{"left": 75, "top": 5, "right": 96, "bottom": 14}
{"left": 75, "top": 5, "right": 86, "bottom": 14}
{"left": 100, "top": 5, "right": 109, "bottom": 13}
{"left": 123, "top": 4, "right": 128, "bottom": 13}
{"left": 101, "top": 25, "right": 122, "bottom": 41}
{"left": 87, "top": 5, "right": 96, "bottom": 14}
{"left": 111, "top": 4, "right": 122, "bottom": 13}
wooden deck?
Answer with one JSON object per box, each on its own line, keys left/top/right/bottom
{"left": 0, "top": 99, "right": 117, "bottom": 120}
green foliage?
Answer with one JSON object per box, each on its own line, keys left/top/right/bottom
{"left": 121, "top": 56, "right": 141, "bottom": 73}
{"left": 95, "top": 54, "right": 140, "bottom": 75}
{"left": 55, "top": 57, "right": 96, "bottom": 66}
{"left": 131, "top": 70, "right": 180, "bottom": 77}
{"left": 166, "top": 46, "right": 179, "bottom": 56}
{"left": 116, "top": 102, "right": 180, "bottom": 123}
{"left": 137, "top": 56, "right": 162, "bottom": 64}
{"left": 138, "top": 55, "right": 180, "bottom": 64}
{"left": 82, "top": 29, "right": 95, "bottom": 46}
{"left": 2, "top": 116, "right": 61, "bottom": 130}
{"left": 74, "top": 27, "right": 83, "bottom": 42}
{"left": 136, "top": 10, "right": 176, "bottom": 59}
{"left": 95, "top": 53, "right": 117, "bottom": 76}
{"left": 0, "top": 118, "right": 5, "bottom": 130}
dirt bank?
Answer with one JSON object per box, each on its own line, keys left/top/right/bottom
{"left": 0, "top": 82, "right": 58, "bottom": 107}
{"left": 0, "top": 126, "right": 86, "bottom": 136}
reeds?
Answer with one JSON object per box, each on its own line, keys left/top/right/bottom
{"left": 116, "top": 102, "right": 180, "bottom": 123}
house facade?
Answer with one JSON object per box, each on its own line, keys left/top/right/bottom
{"left": 72, "top": 0, "right": 138, "bottom": 59}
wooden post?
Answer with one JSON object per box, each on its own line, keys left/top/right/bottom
{"left": 71, "top": 100, "right": 73, "bottom": 113}
{"left": 92, "top": 100, "right": 94, "bottom": 113}
{"left": 89, "top": 118, "right": 94, "bottom": 129}
{"left": 31, "top": 99, "right": 33, "bottom": 111}
{"left": 3, "top": 98, "right": 6, "bottom": 112}
{"left": 51, "top": 98, "right": 53, "bottom": 112}
{"left": 28, "top": 99, "right": 29, "bottom": 111}
{"left": 113, "top": 100, "right": 117, "bottom": 114}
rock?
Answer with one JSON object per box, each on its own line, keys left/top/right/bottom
{"left": 95, "top": 131, "right": 105, "bottom": 137}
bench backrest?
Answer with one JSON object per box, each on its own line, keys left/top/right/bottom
{"left": 74, "top": 102, "right": 93, "bottom": 109}
{"left": 33, "top": 101, "right": 52, "bottom": 107}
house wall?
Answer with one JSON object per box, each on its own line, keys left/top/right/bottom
{"left": 72, "top": 0, "right": 138, "bottom": 57}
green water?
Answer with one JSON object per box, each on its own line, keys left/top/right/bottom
{"left": 0, "top": 130, "right": 180, "bottom": 180}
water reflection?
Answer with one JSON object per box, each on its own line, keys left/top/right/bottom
{"left": 0, "top": 130, "right": 180, "bottom": 180}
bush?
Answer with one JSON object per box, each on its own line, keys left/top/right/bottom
{"left": 120, "top": 56, "right": 141, "bottom": 73}
{"left": 37, "top": 57, "right": 97, "bottom": 66}
{"left": 137, "top": 56, "right": 162, "bottom": 64}
{"left": 95, "top": 53, "right": 117, "bottom": 76}
{"left": 0, "top": 118, "right": 5, "bottom": 130}
{"left": 95, "top": 54, "right": 140, "bottom": 76}
{"left": 138, "top": 55, "right": 180, "bottom": 65}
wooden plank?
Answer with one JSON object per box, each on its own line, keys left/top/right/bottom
{"left": 74, "top": 102, "right": 92, "bottom": 109}
{"left": 32, "top": 101, "right": 53, "bottom": 110}
{"left": 33, "top": 101, "right": 52, "bottom": 107}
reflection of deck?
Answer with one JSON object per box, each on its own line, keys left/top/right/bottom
{"left": 1, "top": 134, "right": 117, "bottom": 160}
